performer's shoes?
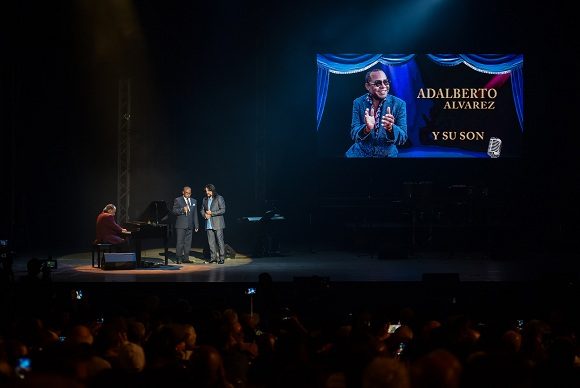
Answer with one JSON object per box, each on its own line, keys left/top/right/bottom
{"left": 182, "top": 259, "right": 193, "bottom": 264}
{"left": 218, "top": 259, "right": 225, "bottom": 264}
{"left": 208, "top": 260, "right": 217, "bottom": 264}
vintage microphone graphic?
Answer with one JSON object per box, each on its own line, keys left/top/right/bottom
{"left": 487, "top": 137, "right": 502, "bottom": 158}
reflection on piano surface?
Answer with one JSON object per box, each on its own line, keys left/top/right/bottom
{"left": 123, "top": 201, "right": 170, "bottom": 266}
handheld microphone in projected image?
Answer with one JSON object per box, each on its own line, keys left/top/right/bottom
{"left": 487, "top": 137, "right": 502, "bottom": 158}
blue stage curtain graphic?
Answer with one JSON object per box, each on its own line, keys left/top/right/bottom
{"left": 428, "top": 54, "right": 524, "bottom": 132}
{"left": 316, "top": 54, "right": 416, "bottom": 130}
{"left": 511, "top": 66, "right": 524, "bottom": 132}
{"left": 317, "top": 54, "right": 524, "bottom": 133}
{"left": 316, "top": 66, "right": 330, "bottom": 133}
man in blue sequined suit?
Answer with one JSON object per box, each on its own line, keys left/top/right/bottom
{"left": 346, "top": 69, "right": 407, "bottom": 158}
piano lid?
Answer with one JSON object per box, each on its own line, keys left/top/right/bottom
{"left": 134, "top": 201, "right": 169, "bottom": 225}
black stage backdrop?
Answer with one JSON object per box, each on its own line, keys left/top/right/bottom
{"left": 2, "top": 0, "right": 579, "bottom": 254}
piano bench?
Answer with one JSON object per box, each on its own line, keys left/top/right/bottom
{"left": 92, "top": 243, "right": 113, "bottom": 268}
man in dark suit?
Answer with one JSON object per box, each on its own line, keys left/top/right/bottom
{"left": 201, "top": 184, "right": 226, "bottom": 264}
{"left": 346, "top": 68, "right": 407, "bottom": 158}
{"left": 172, "top": 186, "right": 199, "bottom": 264}
{"left": 95, "top": 204, "right": 131, "bottom": 250}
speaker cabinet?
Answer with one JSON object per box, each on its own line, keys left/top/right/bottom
{"left": 102, "top": 252, "right": 136, "bottom": 270}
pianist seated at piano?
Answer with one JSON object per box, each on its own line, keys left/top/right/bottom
{"left": 94, "top": 204, "right": 131, "bottom": 251}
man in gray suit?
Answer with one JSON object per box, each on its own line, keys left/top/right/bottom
{"left": 172, "top": 186, "right": 199, "bottom": 264}
{"left": 201, "top": 184, "right": 226, "bottom": 264}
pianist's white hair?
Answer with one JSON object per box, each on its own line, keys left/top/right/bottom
{"left": 103, "top": 204, "right": 116, "bottom": 212}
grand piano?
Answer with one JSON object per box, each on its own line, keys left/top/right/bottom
{"left": 123, "top": 201, "right": 170, "bottom": 266}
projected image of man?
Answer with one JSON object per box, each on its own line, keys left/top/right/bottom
{"left": 346, "top": 68, "right": 407, "bottom": 158}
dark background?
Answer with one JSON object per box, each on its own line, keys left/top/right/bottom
{"left": 2, "top": 0, "right": 579, "bottom": 256}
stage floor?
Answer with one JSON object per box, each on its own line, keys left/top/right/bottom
{"left": 8, "top": 245, "right": 579, "bottom": 283}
